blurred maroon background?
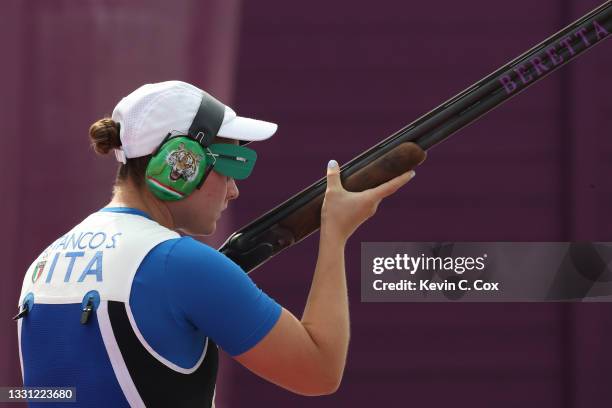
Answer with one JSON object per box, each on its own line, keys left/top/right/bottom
{"left": 1, "top": 0, "right": 611, "bottom": 407}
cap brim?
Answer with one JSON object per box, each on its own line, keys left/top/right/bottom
{"left": 217, "top": 116, "right": 278, "bottom": 142}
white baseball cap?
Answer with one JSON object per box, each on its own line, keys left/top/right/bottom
{"left": 111, "top": 80, "right": 278, "bottom": 163}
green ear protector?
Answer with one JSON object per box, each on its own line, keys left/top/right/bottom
{"left": 145, "top": 93, "right": 257, "bottom": 201}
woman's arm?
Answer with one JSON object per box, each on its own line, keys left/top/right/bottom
{"left": 234, "top": 161, "right": 416, "bottom": 395}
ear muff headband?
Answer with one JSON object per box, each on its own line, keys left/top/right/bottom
{"left": 189, "top": 92, "right": 225, "bottom": 145}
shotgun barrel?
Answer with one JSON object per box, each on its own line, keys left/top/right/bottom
{"left": 220, "top": 1, "right": 611, "bottom": 273}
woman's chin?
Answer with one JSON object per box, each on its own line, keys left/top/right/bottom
{"left": 203, "top": 222, "right": 216, "bottom": 236}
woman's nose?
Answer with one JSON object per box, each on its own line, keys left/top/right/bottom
{"left": 227, "top": 178, "right": 239, "bottom": 200}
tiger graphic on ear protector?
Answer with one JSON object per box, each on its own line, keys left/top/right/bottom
{"left": 166, "top": 142, "right": 203, "bottom": 182}
{"left": 146, "top": 137, "right": 210, "bottom": 201}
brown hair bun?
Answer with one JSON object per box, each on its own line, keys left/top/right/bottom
{"left": 89, "top": 118, "right": 121, "bottom": 155}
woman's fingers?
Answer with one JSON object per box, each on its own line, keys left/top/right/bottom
{"left": 322, "top": 160, "right": 418, "bottom": 240}
{"left": 368, "top": 170, "right": 416, "bottom": 200}
{"left": 325, "top": 158, "right": 416, "bottom": 201}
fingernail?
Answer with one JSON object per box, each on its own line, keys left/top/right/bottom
{"left": 328, "top": 160, "right": 338, "bottom": 169}
{"left": 409, "top": 170, "right": 416, "bottom": 178}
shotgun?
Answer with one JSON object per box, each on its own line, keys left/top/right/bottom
{"left": 220, "top": 1, "right": 611, "bottom": 273}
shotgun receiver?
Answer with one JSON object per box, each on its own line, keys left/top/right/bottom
{"left": 220, "top": 1, "right": 611, "bottom": 273}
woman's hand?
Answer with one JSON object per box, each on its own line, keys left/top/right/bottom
{"left": 321, "top": 160, "right": 416, "bottom": 242}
